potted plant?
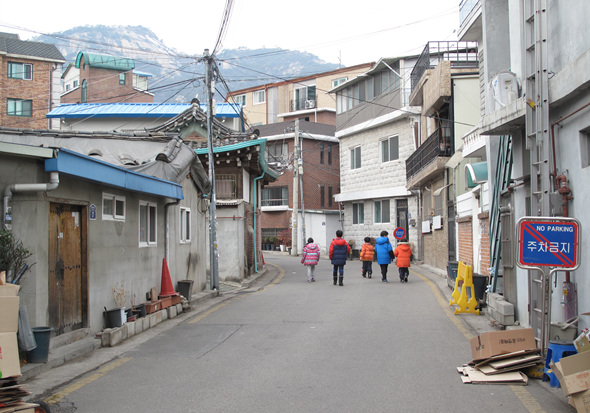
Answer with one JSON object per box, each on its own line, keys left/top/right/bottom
{"left": 278, "top": 229, "right": 291, "bottom": 252}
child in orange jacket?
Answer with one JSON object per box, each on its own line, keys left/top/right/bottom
{"left": 359, "top": 236, "right": 375, "bottom": 278}
{"left": 394, "top": 238, "right": 413, "bottom": 283}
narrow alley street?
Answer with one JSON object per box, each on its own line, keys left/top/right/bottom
{"left": 29, "top": 254, "right": 568, "bottom": 412}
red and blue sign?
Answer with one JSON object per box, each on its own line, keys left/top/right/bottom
{"left": 518, "top": 218, "right": 580, "bottom": 268}
{"left": 393, "top": 227, "right": 406, "bottom": 240}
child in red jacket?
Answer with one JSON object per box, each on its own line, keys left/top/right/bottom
{"left": 394, "top": 238, "right": 413, "bottom": 283}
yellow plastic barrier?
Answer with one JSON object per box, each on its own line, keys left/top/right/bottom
{"left": 449, "top": 261, "right": 480, "bottom": 315}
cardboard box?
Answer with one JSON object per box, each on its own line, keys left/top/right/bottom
{"left": 0, "top": 283, "right": 20, "bottom": 297}
{"left": 0, "top": 296, "right": 20, "bottom": 333}
{"left": 470, "top": 328, "right": 536, "bottom": 360}
{"left": 552, "top": 351, "right": 590, "bottom": 396}
{"left": 575, "top": 330, "right": 590, "bottom": 353}
{"left": 0, "top": 331, "right": 21, "bottom": 378}
{"left": 571, "top": 390, "right": 590, "bottom": 413}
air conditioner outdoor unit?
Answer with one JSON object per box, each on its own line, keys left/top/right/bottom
{"left": 304, "top": 100, "right": 316, "bottom": 109}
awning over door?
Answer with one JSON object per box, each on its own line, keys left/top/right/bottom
{"left": 465, "top": 162, "right": 488, "bottom": 189}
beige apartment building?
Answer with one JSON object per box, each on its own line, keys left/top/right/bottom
{"left": 226, "top": 63, "right": 374, "bottom": 126}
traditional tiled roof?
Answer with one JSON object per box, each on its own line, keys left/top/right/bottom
{"left": 0, "top": 32, "right": 65, "bottom": 62}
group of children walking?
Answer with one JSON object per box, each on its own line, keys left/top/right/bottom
{"left": 300, "top": 230, "right": 413, "bottom": 285}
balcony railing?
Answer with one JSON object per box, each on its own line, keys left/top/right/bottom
{"left": 459, "top": 0, "right": 480, "bottom": 27}
{"left": 406, "top": 127, "right": 453, "bottom": 181}
{"left": 290, "top": 98, "right": 316, "bottom": 112}
{"left": 410, "top": 41, "right": 479, "bottom": 91}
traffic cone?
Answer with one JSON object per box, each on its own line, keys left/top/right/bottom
{"left": 159, "top": 258, "right": 177, "bottom": 297}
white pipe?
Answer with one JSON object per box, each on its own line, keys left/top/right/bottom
{"left": 3, "top": 172, "right": 59, "bottom": 227}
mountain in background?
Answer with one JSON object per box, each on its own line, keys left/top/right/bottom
{"left": 32, "top": 25, "right": 341, "bottom": 103}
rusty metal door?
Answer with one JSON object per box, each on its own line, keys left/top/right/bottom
{"left": 48, "top": 203, "right": 87, "bottom": 334}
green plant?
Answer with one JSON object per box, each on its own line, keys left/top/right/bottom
{"left": 0, "top": 227, "right": 32, "bottom": 281}
{"left": 268, "top": 236, "right": 279, "bottom": 246}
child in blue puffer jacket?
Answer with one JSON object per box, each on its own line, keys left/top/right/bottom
{"left": 374, "top": 230, "right": 393, "bottom": 283}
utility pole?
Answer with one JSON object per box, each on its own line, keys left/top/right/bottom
{"left": 292, "top": 119, "right": 299, "bottom": 255}
{"left": 204, "top": 49, "right": 219, "bottom": 290}
{"left": 299, "top": 139, "right": 306, "bottom": 246}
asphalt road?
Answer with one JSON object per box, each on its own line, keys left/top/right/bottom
{"left": 32, "top": 254, "right": 569, "bottom": 412}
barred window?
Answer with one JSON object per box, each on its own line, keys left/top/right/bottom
{"left": 216, "top": 174, "right": 237, "bottom": 199}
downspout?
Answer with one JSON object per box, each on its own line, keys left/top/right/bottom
{"left": 3, "top": 172, "right": 60, "bottom": 230}
{"left": 253, "top": 171, "right": 266, "bottom": 273}
{"left": 549, "top": 102, "right": 589, "bottom": 284}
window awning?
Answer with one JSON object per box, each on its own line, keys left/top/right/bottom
{"left": 45, "top": 148, "right": 183, "bottom": 200}
{"left": 465, "top": 161, "right": 488, "bottom": 189}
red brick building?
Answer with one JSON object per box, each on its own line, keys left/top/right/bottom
{"left": 0, "top": 33, "right": 65, "bottom": 129}
{"left": 61, "top": 51, "right": 153, "bottom": 104}
{"left": 257, "top": 120, "right": 339, "bottom": 252}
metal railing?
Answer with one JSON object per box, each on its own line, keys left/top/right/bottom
{"left": 459, "top": 0, "right": 480, "bottom": 27}
{"left": 410, "top": 41, "right": 479, "bottom": 91}
{"left": 406, "top": 127, "right": 453, "bottom": 180}
{"left": 290, "top": 98, "right": 316, "bottom": 112}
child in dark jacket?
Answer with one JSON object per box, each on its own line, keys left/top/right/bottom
{"left": 360, "top": 237, "right": 375, "bottom": 278}
{"left": 329, "top": 230, "right": 351, "bottom": 286}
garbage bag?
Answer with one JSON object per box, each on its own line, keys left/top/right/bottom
{"left": 17, "top": 305, "right": 37, "bottom": 352}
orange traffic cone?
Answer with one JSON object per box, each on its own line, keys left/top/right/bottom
{"left": 159, "top": 258, "right": 178, "bottom": 297}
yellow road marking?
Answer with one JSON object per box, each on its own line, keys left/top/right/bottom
{"left": 410, "top": 268, "right": 546, "bottom": 413}
{"left": 45, "top": 357, "right": 131, "bottom": 405}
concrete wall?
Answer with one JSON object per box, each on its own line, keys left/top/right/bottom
{"left": 1, "top": 153, "right": 208, "bottom": 335}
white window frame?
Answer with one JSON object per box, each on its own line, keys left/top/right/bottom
{"left": 374, "top": 199, "right": 390, "bottom": 224}
{"left": 332, "top": 77, "right": 347, "bottom": 88}
{"left": 352, "top": 202, "right": 364, "bottom": 225}
{"left": 102, "top": 193, "right": 126, "bottom": 221}
{"left": 180, "top": 207, "right": 191, "bottom": 243}
{"left": 8, "top": 62, "right": 32, "bottom": 80}
{"left": 381, "top": 135, "right": 400, "bottom": 163}
{"left": 350, "top": 146, "right": 361, "bottom": 170}
{"left": 139, "top": 201, "right": 157, "bottom": 247}
{"left": 253, "top": 90, "right": 266, "bottom": 105}
{"left": 235, "top": 94, "right": 246, "bottom": 106}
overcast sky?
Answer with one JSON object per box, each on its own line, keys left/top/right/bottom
{"left": 0, "top": 0, "right": 461, "bottom": 66}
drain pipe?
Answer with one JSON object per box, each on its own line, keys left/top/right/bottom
{"left": 3, "top": 171, "right": 60, "bottom": 229}
{"left": 253, "top": 171, "right": 266, "bottom": 273}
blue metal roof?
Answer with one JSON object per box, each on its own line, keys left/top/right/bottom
{"left": 200, "top": 102, "right": 242, "bottom": 118}
{"left": 47, "top": 103, "right": 191, "bottom": 119}
{"left": 45, "top": 148, "right": 183, "bottom": 200}
{"left": 48, "top": 102, "right": 243, "bottom": 119}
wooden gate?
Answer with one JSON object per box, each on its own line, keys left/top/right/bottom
{"left": 48, "top": 203, "right": 88, "bottom": 335}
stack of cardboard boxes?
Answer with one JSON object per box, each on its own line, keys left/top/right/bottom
{"left": 0, "top": 280, "right": 39, "bottom": 412}
{"left": 551, "top": 327, "right": 590, "bottom": 413}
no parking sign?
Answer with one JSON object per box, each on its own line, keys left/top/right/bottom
{"left": 393, "top": 227, "right": 406, "bottom": 240}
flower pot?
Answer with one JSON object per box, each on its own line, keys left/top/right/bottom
{"left": 133, "top": 303, "right": 147, "bottom": 318}
{"left": 104, "top": 307, "right": 126, "bottom": 328}
{"left": 177, "top": 280, "right": 194, "bottom": 303}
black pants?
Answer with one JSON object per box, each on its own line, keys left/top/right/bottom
{"left": 399, "top": 267, "right": 409, "bottom": 278}
{"left": 380, "top": 264, "right": 389, "bottom": 279}
{"left": 362, "top": 261, "right": 372, "bottom": 274}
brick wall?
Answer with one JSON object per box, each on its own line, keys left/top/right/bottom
{"left": 457, "top": 216, "right": 473, "bottom": 266}
{"left": 478, "top": 212, "right": 490, "bottom": 276}
{"left": 0, "top": 56, "right": 54, "bottom": 129}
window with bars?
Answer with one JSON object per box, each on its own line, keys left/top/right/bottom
{"left": 262, "top": 186, "right": 288, "bottom": 206}
{"left": 216, "top": 174, "right": 237, "bottom": 199}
